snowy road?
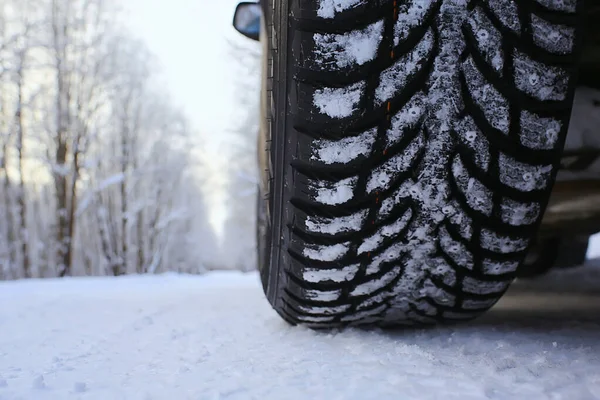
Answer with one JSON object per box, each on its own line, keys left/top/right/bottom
{"left": 1, "top": 265, "right": 599, "bottom": 400}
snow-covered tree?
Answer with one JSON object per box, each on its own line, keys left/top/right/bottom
{"left": 218, "top": 37, "right": 261, "bottom": 271}
{"left": 0, "top": 0, "right": 217, "bottom": 279}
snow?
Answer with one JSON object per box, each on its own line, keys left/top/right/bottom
{"left": 303, "top": 242, "right": 349, "bottom": 262}
{"left": 386, "top": 95, "right": 426, "bottom": 146}
{"left": 350, "top": 266, "right": 402, "bottom": 296}
{"left": 487, "top": 0, "right": 520, "bottom": 32}
{"left": 357, "top": 209, "right": 413, "bottom": 254}
{"left": 313, "top": 21, "right": 383, "bottom": 69}
{"left": 1, "top": 265, "right": 600, "bottom": 399}
{"left": 499, "top": 153, "right": 553, "bottom": 192}
{"left": 463, "top": 56, "right": 510, "bottom": 134}
{"left": 514, "top": 51, "right": 568, "bottom": 101}
{"left": 375, "top": 29, "right": 435, "bottom": 104}
{"left": 393, "top": 0, "right": 435, "bottom": 45}
{"left": 312, "top": 128, "right": 376, "bottom": 165}
{"left": 440, "top": 225, "right": 473, "bottom": 268}
{"left": 467, "top": 5, "right": 504, "bottom": 73}
{"left": 313, "top": 83, "right": 364, "bottom": 119}
{"left": 316, "top": 0, "right": 365, "bottom": 18}
{"left": 366, "top": 131, "right": 424, "bottom": 193}
{"left": 534, "top": 0, "right": 577, "bottom": 13}
{"left": 531, "top": 14, "right": 575, "bottom": 55}
{"left": 314, "top": 176, "right": 357, "bottom": 205}
{"left": 303, "top": 264, "right": 359, "bottom": 283}
{"left": 500, "top": 198, "right": 540, "bottom": 226}
{"left": 452, "top": 157, "right": 493, "bottom": 216}
{"left": 305, "top": 211, "right": 366, "bottom": 235}
{"left": 481, "top": 228, "right": 529, "bottom": 254}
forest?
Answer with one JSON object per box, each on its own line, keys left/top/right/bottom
{"left": 0, "top": 0, "right": 235, "bottom": 279}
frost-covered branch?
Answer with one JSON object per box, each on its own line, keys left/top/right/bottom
{"left": 0, "top": 0, "right": 218, "bottom": 279}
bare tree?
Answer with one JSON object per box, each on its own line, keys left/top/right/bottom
{"left": 0, "top": 0, "right": 217, "bottom": 280}
{"left": 47, "top": 0, "right": 120, "bottom": 276}
{"left": 0, "top": 7, "right": 15, "bottom": 278}
{"left": 218, "top": 36, "right": 262, "bottom": 271}
{"left": 0, "top": 0, "right": 42, "bottom": 278}
{"left": 14, "top": 43, "right": 30, "bottom": 277}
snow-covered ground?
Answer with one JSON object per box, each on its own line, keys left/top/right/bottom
{"left": 1, "top": 264, "right": 599, "bottom": 400}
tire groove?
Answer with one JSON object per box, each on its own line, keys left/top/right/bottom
{"left": 456, "top": 65, "right": 560, "bottom": 164}
{"left": 291, "top": 34, "right": 439, "bottom": 138}
{"left": 435, "top": 238, "right": 516, "bottom": 282}
{"left": 462, "top": 28, "right": 571, "bottom": 115}
{"left": 453, "top": 148, "right": 545, "bottom": 203}
{"left": 479, "top": 1, "right": 578, "bottom": 63}
{"left": 290, "top": 145, "right": 425, "bottom": 217}
{"left": 447, "top": 165, "right": 538, "bottom": 236}
{"left": 444, "top": 218, "right": 529, "bottom": 262}
{"left": 291, "top": 114, "right": 425, "bottom": 180}
{"left": 294, "top": 1, "right": 441, "bottom": 85}
{"left": 291, "top": 201, "right": 414, "bottom": 245}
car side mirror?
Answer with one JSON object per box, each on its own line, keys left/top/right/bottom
{"left": 232, "top": 2, "right": 261, "bottom": 41}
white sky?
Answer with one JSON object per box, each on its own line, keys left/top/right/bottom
{"left": 124, "top": 0, "right": 241, "bottom": 132}
{"left": 124, "top": 0, "right": 253, "bottom": 235}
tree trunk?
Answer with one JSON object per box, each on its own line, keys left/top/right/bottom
{"left": 0, "top": 141, "right": 15, "bottom": 279}
{"left": 120, "top": 116, "right": 128, "bottom": 275}
{"left": 53, "top": 0, "right": 73, "bottom": 277}
{"left": 16, "top": 66, "right": 30, "bottom": 278}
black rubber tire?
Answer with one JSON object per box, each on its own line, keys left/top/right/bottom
{"left": 258, "top": 0, "right": 585, "bottom": 327}
{"left": 257, "top": 185, "right": 268, "bottom": 282}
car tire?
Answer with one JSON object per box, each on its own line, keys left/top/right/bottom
{"left": 258, "top": 0, "right": 585, "bottom": 327}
